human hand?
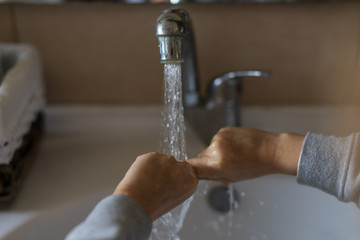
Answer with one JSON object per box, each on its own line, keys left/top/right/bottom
{"left": 188, "top": 127, "right": 304, "bottom": 183}
{"left": 114, "top": 152, "right": 198, "bottom": 221}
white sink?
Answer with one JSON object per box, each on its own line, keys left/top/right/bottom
{"left": 1, "top": 105, "right": 360, "bottom": 240}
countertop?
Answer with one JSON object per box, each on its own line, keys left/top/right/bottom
{"left": 1, "top": 105, "right": 360, "bottom": 240}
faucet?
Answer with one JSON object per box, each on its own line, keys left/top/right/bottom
{"left": 156, "top": 8, "right": 270, "bottom": 144}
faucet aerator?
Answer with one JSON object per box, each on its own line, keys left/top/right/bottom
{"left": 158, "top": 36, "right": 184, "bottom": 64}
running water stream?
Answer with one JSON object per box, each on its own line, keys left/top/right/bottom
{"left": 159, "top": 63, "right": 187, "bottom": 161}
{"left": 151, "top": 63, "right": 237, "bottom": 239}
{"left": 150, "top": 63, "right": 193, "bottom": 240}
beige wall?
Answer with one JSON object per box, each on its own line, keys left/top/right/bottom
{"left": 0, "top": 5, "right": 15, "bottom": 42}
{"left": 3, "top": 3, "right": 360, "bottom": 105}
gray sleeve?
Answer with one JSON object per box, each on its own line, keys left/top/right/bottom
{"left": 65, "top": 195, "right": 152, "bottom": 240}
{"left": 297, "top": 132, "right": 360, "bottom": 207}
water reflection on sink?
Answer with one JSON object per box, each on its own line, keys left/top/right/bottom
{"left": 181, "top": 177, "right": 360, "bottom": 240}
{"left": 2, "top": 106, "right": 360, "bottom": 240}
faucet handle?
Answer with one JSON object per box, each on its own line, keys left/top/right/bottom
{"left": 207, "top": 70, "right": 271, "bottom": 103}
{"left": 216, "top": 70, "right": 271, "bottom": 80}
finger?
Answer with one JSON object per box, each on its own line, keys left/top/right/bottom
{"left": 187, "top": 155, "right": 218, "bottom": 180}
{"left": 176, "top": 160, "right": 197, "bottom": 177}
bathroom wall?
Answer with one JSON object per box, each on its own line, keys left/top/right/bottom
{"left": 2, "top": 3, "right": 360, "bottom": 105}
{"left": 0, "top": 6, "right": 14, "bottom": 43}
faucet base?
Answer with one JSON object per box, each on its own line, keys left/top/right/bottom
{"left": 185, "top": 102, "right": 241, "bottom": 144}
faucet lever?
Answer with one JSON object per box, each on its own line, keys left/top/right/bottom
{"left": 207, "top": 70, "right": 271, "bottom": 103}
{"left": 210, "top": 71, "right": 271, "bottom": 88}
{"left": 216, "top": 70, "right": 271, "bottom": 80}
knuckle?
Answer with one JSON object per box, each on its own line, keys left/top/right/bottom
{"left": 217, "top": 127, "right": 226, "bottom": 134}
{"left": 137, "top": 152, "right": 161, "bottom": 161}
{"left": 213, "top": 127, "right": 236, "bottom": 141}
{"left": 206, "top": 141, "right": 224, "bottom": 158}
{"left": 145, "top": 152, "right": 159, "bottom": 158}
{"left": 218, "top": 126, "right": 236, "bottom": 134}
{"left": 149, "top": 152, "right": 159, "bottom": 156}
{"left": 166, "top": 155, "right": 177, "bottom": 162}
{"left": 211, "top": 139, "right": 226, "bottom": 151}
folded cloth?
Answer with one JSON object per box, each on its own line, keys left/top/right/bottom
{"left": 0, "top": 43, "right": 45, "bottom": 165}
{"left": 0, "top": 112, "right": 44, "bottom": 201}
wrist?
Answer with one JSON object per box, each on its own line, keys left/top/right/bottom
{"left": 114, "top": 185, "right": 155, "bottom": 220}
{"left": 273, "top": 132, "right": 305, "bottom": 175}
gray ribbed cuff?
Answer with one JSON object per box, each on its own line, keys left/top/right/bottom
{"left": 297, "top": 132, "right": 354, "bottom": 201}
{"left": 66, "top": 195, "right": 152, "bottom": 240}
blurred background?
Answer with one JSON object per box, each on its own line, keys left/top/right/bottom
{"left": 0, "top": 0, "right": 359, "bottom": 106}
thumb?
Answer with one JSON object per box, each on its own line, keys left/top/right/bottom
{"left": 187, "top": 155, "right": 216, "bottom": 180}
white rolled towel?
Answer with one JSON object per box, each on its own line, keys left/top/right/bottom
{"left": 0, "top": 43, "right": 45, "bottom": 164}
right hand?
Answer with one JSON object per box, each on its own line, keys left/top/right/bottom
{"left": 187, "top": 127, "right": 304, "bottom": 183}
{"left": 114, "top": 152, "right": 198, "bottom": 221}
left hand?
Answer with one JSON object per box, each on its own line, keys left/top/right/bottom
{"left": 188, "top": 127, "right": 304, "bottom": 183}
{"left": 114, "top": 152, "right": 198, "bottom": 221}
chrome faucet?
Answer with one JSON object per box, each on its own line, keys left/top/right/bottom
{"left": 156, "top": 8, "right": 270, "bottom": 144}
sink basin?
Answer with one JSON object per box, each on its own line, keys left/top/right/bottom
{"left": 1, "top": 106, "right": 360, "bottom": 240}
{"left": 181, "top": 177, "right": 360, "bottom": 240}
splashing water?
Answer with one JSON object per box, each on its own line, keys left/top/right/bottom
{"left": 150, "top": 63, "right": 193, "bottom": 240}
{"left": 227, "top": 184, "right": 235, "bottom": 239}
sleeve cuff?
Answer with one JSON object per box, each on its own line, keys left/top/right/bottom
{"left": 66, "top": 195, "right": 152, "bottom": 240}
{"left": 297, "top": 132, "right": 355, "bottom": 201}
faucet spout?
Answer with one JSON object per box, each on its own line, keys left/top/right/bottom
{"left": 156, "top": 8, "right": 200, "bottom": 107}
{"left": 156, "top": 8, "right": 270, "bottom": 144}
